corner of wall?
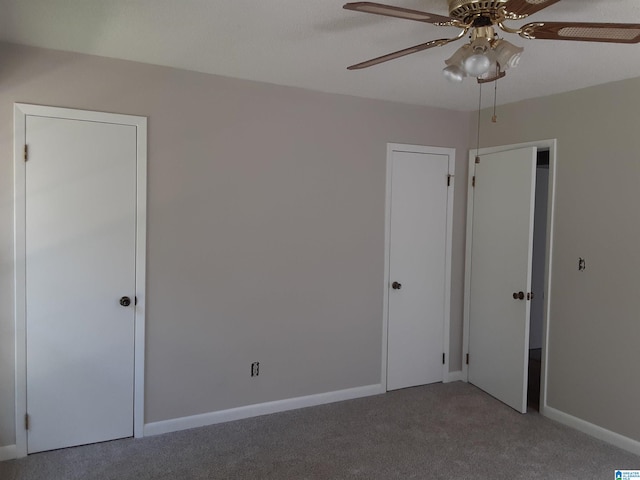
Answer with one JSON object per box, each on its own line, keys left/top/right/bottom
{"left": 444, "top": 371, "right": 464, "bottom": 383}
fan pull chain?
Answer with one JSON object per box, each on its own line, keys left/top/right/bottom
{"left": 475, "top": 82, "right": 482, "bottom": 163}
{"left": 492, "top": 65, "right": 499, "bottom": 123}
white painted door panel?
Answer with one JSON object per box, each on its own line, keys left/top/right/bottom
{"left": 468, "top": 147, "right": 537, "bottom": 413}
{"left": 387, "top": 151, "right": 448, "bottom": 391}
{"left": 26, "top": 115, "right": 137, "bottom": 453}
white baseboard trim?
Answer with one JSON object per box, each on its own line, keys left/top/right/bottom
{"left": 543, "top": 405, "right": 640, "bottom": 456}
{"left": 0, "top": 444, "right": 17, "bottom": 461}
{"left": 144, "top": 383, "right": 384, "bottom": 437}
{"left": 444, "top": 370, "right": 463, "bottom": 383}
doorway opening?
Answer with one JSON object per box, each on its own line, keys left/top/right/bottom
{"left": 527, "top": 150, "right": 549, "bottom": 411}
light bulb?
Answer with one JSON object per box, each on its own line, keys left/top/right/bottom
{"left": 464, "top": 53, "right": 491, "bottom": 77}
{"left": 442, "top": 65, "right": 466, "bottom": 83}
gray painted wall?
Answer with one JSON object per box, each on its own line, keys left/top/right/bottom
{"left": 472, "top": 78, "right": 640, "bottom": 442}
{"left": 0, "top": 42, "right": 471, "bottom": 447}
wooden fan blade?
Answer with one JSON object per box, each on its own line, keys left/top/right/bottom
{"left": 343, "top": 2, "right": 459, "bottom": 25}
{"left": 521, "top": 22, "right": 640, "bottom": 43}
{"left": 503, "top": 0, "right": 562, "bottom": 17}
{"left": 347, "top": 39, "right": 451, "bottom": 70}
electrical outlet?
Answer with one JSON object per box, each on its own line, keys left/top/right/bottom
{"left": 251, "top": 361, "right": 260, "bottom": 377}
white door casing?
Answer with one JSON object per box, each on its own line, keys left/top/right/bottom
{"left": 384, "top": 144, "right": 454, "bottom": 391}
{"left": 466, "top": 146, "right": 537, "bottom": 413}
{"left": 14, "top": 104, "right": 147, "bottom": 456}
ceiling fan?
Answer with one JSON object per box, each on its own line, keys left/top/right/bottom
{"left": 344, "top": 0, "right": 640, "bottom": 83}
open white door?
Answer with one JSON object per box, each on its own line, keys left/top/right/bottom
{"left": 467, "top": 147, "right": 537, "bottom": 413}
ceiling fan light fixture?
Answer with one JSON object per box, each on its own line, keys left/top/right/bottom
{"left": 444, "top": 31, "right": 523, "bottom": 82}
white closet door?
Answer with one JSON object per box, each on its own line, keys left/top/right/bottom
{"left": 387, "top": 149, "right": 450, "bottom": 390}
{"left": 25, "top": 114, "right": 137, "bottom": 453}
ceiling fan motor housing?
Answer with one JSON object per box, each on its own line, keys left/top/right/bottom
{"left": 448, "top": 0, "right": 508, "bottom": 22}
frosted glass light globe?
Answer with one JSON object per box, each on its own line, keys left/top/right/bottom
{"left": 507, "top": 52, "right": 523, "bottom": 69}
{"left": 464, "top": 53, "right": 491, "bottom": 77}
{"left": 442, "top": 65, "right": 465, "bottom": 83}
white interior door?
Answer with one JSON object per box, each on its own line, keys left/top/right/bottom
{"left": 387, "top": 147, "right": 451, "bottom": 391}
{"left": 468, "top": 147, "right": 537, "bottom": 413}
{"left": 25, "top": 114, "right": 137, "bottom": 453}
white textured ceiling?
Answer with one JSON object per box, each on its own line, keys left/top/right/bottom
{"left": 1, "top": 0, "right": 640, "bottom": 110}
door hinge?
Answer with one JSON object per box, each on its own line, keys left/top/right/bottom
{"left": 447, "top": 174, "right": 453, "bottom": 187}
{"left": 24, "top": 145, "right": 28, "bottom": 162}
{"left": 442, "top": 353, "right": 445, "bottom": 365}
{"left": 472, "top": 176, "right": 476, "bottom": 187}
{"left": 466, "top": 353, "right": 469, "bottom": 365}
{"left": 25, "top": 413, "right": 30, "bottom": 430}
{"left": 475, "top": 156, "right": 480, "bottom": 164}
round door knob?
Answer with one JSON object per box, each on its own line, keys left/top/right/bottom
{"left": 119, "top": 296, "right": 131, "bottom": 307}
{"left": 512, "top": 291, "right": 525, "bottom": 300}
{"left": 392, "top": 281, "right": 402, "bottom": 290}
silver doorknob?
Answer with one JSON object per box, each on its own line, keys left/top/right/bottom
{"left": 392, "top": 281, "right": 402, "bottom": 290}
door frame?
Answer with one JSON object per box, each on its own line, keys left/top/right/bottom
{"left": 462, "top": 139, "right": 556, "bottom": 414}
{"left": 382, "top": 143, "right": 455, "bottom": 390}
{"left": 13, "top": 103, "right": 147, "bottom": 457}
